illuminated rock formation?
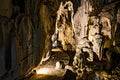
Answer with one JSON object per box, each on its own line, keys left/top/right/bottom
{"left": 52, "top": 1, "right": 75, "bottom": 51}
{"left": 72, "top": 0, "right": 94, "bottom": 79}
{"left": 0, "top": 0, "right": 120, "bottom": 80}
{"left": 88, "top": 16, "right": 103, "bottom": 60}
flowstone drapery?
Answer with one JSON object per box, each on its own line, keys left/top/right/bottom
{"left": 52, "top": 1, "right": 75, "bottom": 51}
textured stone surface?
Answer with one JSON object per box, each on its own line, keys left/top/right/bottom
{"left": 52, "top": 1, "right": 75, "bottom": 51}
{"left": 0, "top": 16, "right": 15, "bottom": 79}
{"left": 26, "top": 48, "right": 69, "bottom": 80}
{"left": 0, "top": 0, "right": 120, "bottom": 80}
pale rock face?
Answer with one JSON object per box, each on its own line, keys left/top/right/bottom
{"left": 73, "top": 0, "right": 93, "bottom": 41}
{"left": 72, "top": 1, "right": 95, "bottom": 78}
{"left": 55, "top": 61, "right": 64, "bottom": 69}
{"left": 73, "top": 0, "right": 94, "bottom": 59}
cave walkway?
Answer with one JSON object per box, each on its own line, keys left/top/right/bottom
{"left": 25, "top": 48, "right": 70, "bottom": 80}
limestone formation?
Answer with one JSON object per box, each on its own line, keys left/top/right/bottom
{"left": 88, "top": 16, "right": 103, "bottom": 60}
{"left": 72, "top": 0, "right": 94, "bottom": 79}
{"left": 0, "top": 0, "right": 120, "bottom": 80}
{"left": 52, "top": 1, "right": 75, "bottom": 51}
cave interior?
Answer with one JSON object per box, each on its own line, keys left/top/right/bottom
{"left": 0, "top": 0, "right": 120, "bottom": 80}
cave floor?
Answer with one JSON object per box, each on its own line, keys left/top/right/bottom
{"left": 25, "top": 47, "right": 120, "bottom": 80}
{"left": 25, "top": 48, "right": 70, "bottom": 80}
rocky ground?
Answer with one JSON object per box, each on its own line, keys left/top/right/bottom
{"left": 25, "top": 48, "right": 70, "bottom": 80}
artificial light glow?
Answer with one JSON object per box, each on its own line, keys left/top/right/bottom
{"left": 36, "top": 68, "right": 50, "bottom": 74}
{"left": 35, "top": 67, "right": 66, "bottom": 77}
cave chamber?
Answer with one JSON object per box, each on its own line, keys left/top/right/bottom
{"left": 0, "top": 0, "right": 120, "bottom": 80}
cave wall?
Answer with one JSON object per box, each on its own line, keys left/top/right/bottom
{"left": 0, "top": 15, "right": 15, "bottom": 79}
{"left": 0, "top": 0, "right": 61, "bottom": 79}
{"left": 15, "top": 14, "right": 34, "bottom": 76}
{"left": 0, "top": 0, "right": 12, "bottom": 18}
{"left": 14, "top": 0, "right": 61, "bottom": 78}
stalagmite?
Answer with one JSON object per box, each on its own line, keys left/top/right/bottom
{"left": 72, "top": 0, "right": 94, "bottom": 79}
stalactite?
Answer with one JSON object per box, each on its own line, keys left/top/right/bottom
{"left": 72, "top": 0, "right": 94, "bottom": 79}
